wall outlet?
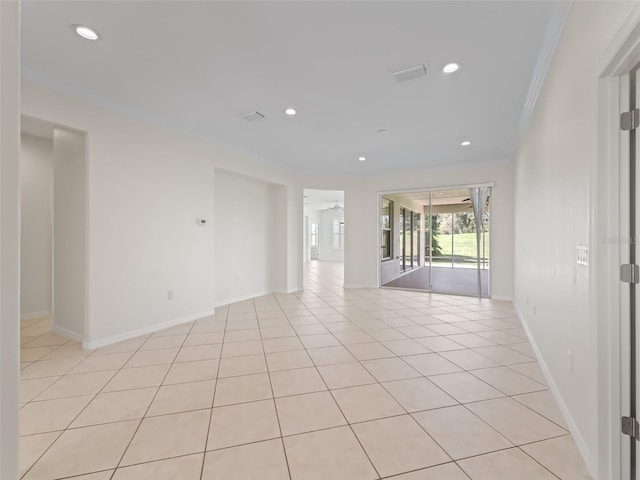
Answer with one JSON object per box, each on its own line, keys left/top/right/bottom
{"left": 167, "top": 290, "right": 174, "bottom": 300}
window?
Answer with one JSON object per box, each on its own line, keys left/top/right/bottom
{"left": 311, "top": 223, "right": 319, "bottom": 248}
{"left": 332, "top": 217, "right": 344, "bottom": 249}
{"left": 381, "top": 198, "right": 392, "bottom": 259}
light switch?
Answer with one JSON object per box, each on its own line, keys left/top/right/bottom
{"left": 577, "top": 245, "right": 588, "bottom": 266}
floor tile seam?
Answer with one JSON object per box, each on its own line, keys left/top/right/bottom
{"left": 509, "top": 394, "right": 569, "bottom": 430}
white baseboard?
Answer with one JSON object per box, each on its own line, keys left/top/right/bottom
{"left": 21, "top": 311, "right": 51, "bottom": 321}
{"left": 52, "top": 325, "right": 84, "bottom": 343}
{"left": 83, "top": 308, "right": 216, "bottom": 350}
{"left": 513, "top": 303, "right": 590, "bottom": 468}
{"left": 214, "top": 291, "right": 269, "bottom": 308}
{"left": 490, "top": 294, "right": 513, "bottom": 302}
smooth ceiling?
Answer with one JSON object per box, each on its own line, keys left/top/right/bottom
{"left": 21, "top": 1, "right": 568, "bottom": 176}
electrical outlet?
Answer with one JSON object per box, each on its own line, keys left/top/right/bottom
{"left": 577, "top": 245, "right": 589, "bottom": 266}
{"left": 167, "top": 290, "right": 174, "bottom": 300}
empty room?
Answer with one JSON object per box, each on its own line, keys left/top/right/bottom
{"left": 2, "top": 1, "right": 640, "bottom": 479}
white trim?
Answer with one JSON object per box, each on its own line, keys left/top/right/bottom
{"left": 215, "top": 291, "right": 270, "bottom": 308}
{"left": 514, "top": 303, "right": 590, "bottom": 467}
{"left": 82, "top": 308, "right": 216, "bottom": 350}
{"left": 20, "top": 311, "right": 51, "bottom": 321}
{"left": 517, "top": 0, "right": 572, "bottom": 139}
{"left": 52, "top": 325, "right": 83, "bottom": 343}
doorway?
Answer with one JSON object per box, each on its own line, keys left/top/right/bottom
{"left": 380, "top": 186, "right": 491, "bottom": 298}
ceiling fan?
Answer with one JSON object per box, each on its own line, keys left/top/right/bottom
{"left": 323, "top": 201, "right": 344, "bottom": 211}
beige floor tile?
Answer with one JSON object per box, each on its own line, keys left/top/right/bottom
{"left": 184, "top": 331, "right": 225, "bottom": 346}
{"left": 226, "top": 319, "right": 259, "bottom": 331}
{"left": 221, "top": 340, "right": 264, "bottom": 358}
{"left": 333, "top": 330, "right": 376, "bottom": 345}
{"left": 69, "top": 353, "right": 133, "bottom": 374}
{"left": 21, "top": 346, "right": 58, "bottom": 362}
{"left": 438, "top": 349, "right": 499, "bottom": 370}
{"left": 295, "top": 324, "right": 330, "bottom": 335}
{"left": 332, "top": 383, "right": 404, "bottom": 423}
{"left": 415, "top": 336, "right": 468, "bottom": 352}
{"left": 124, "top": 347, "right": 179, "bottom": 368}
{"left": 270, "top": 366, "right": 327, "bottom": 397}
{"left": 58, "top": 470, "right": 114, "bottom": 479}
{"left": 300, "top": 333, "right": 341, "bottom": 348}
{"left": 147, "top": 380, "right": 215, "bottom": 416}
{"left": 382, "top": 339, "right": 430, "bottom": 356}
{"left": 402, "top": 353, "right": 462, "bottom": 376}
{"left": 260, "top": 325, "right": 297, "bottom": 339}
{"left": 224, "top": 328, "right": 261, "bottom": 342}
{"left": 426, "top": 324, "right": 467, "bottom": 335}
{"left": 92, "top": 338, "right": 146, "bottom": 355}
{"left": 458, "top": 448, "right": 557, "bottom": 479}
{"left": 473, "top": 345, "right": 534, "bottom": 365}
{"left": 361, "top": 357, "right": 421, "bottom": 382}
{"left": 163, "top": 359, "right": 219, "bottom": 385}
{"left": 284, "top": 426, "right": 377, "bottom": 480}
{"left": 441, "top": 333, "right": 496, "bottom": 349}
{"left": 140, "top": 334, "right": 187, "bottom": 350}
{"left": 475, "top": 330, "right": 525, "bottom": 344}
{"left": 318, "top": 362, "right": 376, "bottom": 389}
{"left": 121, "top": 409, "right": 210, "bottom": 465}
{"left": 191, "top": 322, "right": 226, "bottom": 334}
{"left": 218, "top": 354, "right": 266, "bottom": 378}
{"left": 203, "top": 439, "right": 289, "bottom": 480}
{"left": 382, "top": 377, "right": 457, "bottom": 413}
{"left": 521, "top": 435, "right": 591, "bottom": 479}
{"left": 470, "top": 366, "right": 548, "bottom": 395}
{"left": 263, "top": 336, "right": 305, "bottom": 353}
{"left": 307, "top": 345, "right": 357, "bottom": 365}
{"left": 352, "top": 415, "right": 450, "bottom": 477}
{"left": 508, "top": 341, "right": 537, "bottom": 357}
{"left": 103, "top": 365, "right": 170, "bottom": 392}
{"left": 214, "top": 373, "right": 273, "bottom": 406}
{"left": 152, "top": 323, "right": 194, "bottom": 336}
{"left": 390, "top": 462, "right": 470, "bottom": 479}
{"left": 428, "top": 371, "right": 504, "bottom": 403}
{"left": 208, "top": 399, "right": 280, "bottom": 450}
{"left": 21, "top": 357, "right": 83, "bottom": 379}
{"left": 266, "top": 349, "right": 314, "bottom": 371}
{"left": 513, "top": 390, "right": 567, "bottom": 427}
{"left": 20, "top": 377, "right": 59, "bottom": 404}
{"left": 35, "top": 370, "right": 116, "bottom": 400}
{"left": 508, "top": 361, "right": 548, "bottom": 385}
{"left": 20, "top": 395, "right": 94, "bottom": 435}
{"left": 346, "top": 342, "right": 395, "bottom": 361}
{"left": 466, "top": 397, "right": 567, "bottom": 445}
{"left": 366, "top": 327, "right": 408, "bottom": 341}
{"left": 19, "top": 431, "right": 62, "bottom": 477}
{"left": 23, "top": 420, "right": 139, "bottom": 480}
{"left": 413, "top": 405, "right": 512, "bottom": 459}
{"left": 113, "top": 453, "right": 203, "bottom": 480}
{"left": 175, "top": 344, "right": 222, "bottom": 362}
{"left": 22, "top": 333, "right": 69, "bottom": 348}
{"left": 275, "top": 391, "right": 347, "bottom": 435}
{"left": 72, "top": 387, "right": 158, "bottom": 427}
{"left": 42, "top": 343, "right": 93, "bottom": 360}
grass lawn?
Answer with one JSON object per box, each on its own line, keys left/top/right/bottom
{"left": 432, "top": 232, "right": 490, "bottom": 265}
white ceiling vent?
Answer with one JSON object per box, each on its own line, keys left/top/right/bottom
{"left": 390, "top": 64, "right": 428, "bottom": 83}
{"left": 240, "top": 111, "right": 265, "bottom": 122}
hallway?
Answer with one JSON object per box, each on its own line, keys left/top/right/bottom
{"left": 18, "top": 262, "right": 590, "bottom": 479}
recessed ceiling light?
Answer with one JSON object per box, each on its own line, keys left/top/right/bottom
{"left": 442, "top": 63, "right": 460, "bottom": 74}
{"left": 377, "top": 129, "right": 388, "bottom": 134}
{"left": 284, "top": 108, "right": 297, "bottom": 116}
{"left": 358, "top": 156, "right": 366, "bottom": 162}
{"left": 460, "top": 140, "right": 471, "bottom": 146}
{"left": 73, "top": 24, "right": 100, "bottom": 41}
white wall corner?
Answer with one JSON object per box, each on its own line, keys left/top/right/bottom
{"left": 513, "top": 302, "right": 593, "bottom": 477}
{"left": 82, "top": 308, "right": 216, "bottom": 350}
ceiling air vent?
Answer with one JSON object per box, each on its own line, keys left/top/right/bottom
{"left": 240, "top": 111, "right": 265, "bottom": 122}
{"left": 390, "top": 64, "right": 428, "bottom": 83}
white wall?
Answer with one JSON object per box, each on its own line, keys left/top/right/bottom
{"left": 20, "top": 133, "right": 53, "bottom": 319}
{"left": 318, "top": 208, "right": 344, "bottom": 262}
{"left": 214, "top": 170, "right": 277, "bottom": 305}
{"left": 513, "top": 1, "right": 637, "bottom": 476}
{"left": 22, "top": 81, "right": 299, "bottom": 348}
{"left": 52, "top": 129, "right": 86, "bottom": 340}
{"left": 0, "top": 2, "right": 21, "bottom": 478}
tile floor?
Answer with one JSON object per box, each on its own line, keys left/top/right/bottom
{"left": 18, "top": 261, "right": 592, "bottom": 479}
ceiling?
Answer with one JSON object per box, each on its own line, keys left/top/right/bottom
{"left": 304, "top": 189, "right": 344, "bottom": 212}
{"left": 21, "top": 1, "right": 569, "bottom": 176}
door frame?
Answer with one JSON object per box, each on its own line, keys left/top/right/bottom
{"left": 598, "top": 6, "right": 640, "bottom": 479}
